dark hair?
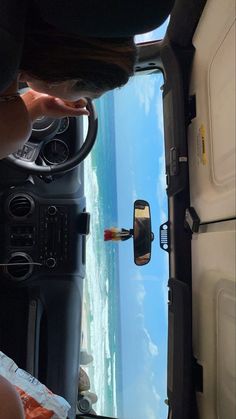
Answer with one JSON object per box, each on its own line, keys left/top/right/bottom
{"left": 20, "top": 23, "right": 137, "bottom": 93}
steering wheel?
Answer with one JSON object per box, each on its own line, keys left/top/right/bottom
{"left": 6, "top": 99, "right": 98, "bottom": 175}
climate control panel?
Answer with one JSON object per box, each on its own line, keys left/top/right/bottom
{"left": 1, "top": 191, "right": 87, "bottom": 281}
{"left": 39, "top": 205, "right": 70, "bottom": 267}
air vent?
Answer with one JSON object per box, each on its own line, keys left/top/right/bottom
{"left": 5, "top": 253, "right": 33, "bottom": 280}
{"left": 8, "top": 194, "right": 34, "bottom": 218}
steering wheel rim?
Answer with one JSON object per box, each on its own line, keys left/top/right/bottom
{"left": 6, "top": 99, "right": 98, "bottom": 175}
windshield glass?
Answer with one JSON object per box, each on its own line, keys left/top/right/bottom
{"left": 83, "top": 71, "right": 168, "bottom": 419}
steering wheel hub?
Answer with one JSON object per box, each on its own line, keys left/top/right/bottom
{"left": 31, "top": 116, "right": 61, "bottom": 142}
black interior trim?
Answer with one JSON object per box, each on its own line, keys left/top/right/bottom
{"left": 167, "top": 0, "right": 208, "bottom": 47}
{"left": 35, "top": 279, "right": 83, "bottom": 419}
{"left": 161, "top": 41, "right": 194, "bottom": 197}
{"left": 167, "top": 279, "right": 194, "bottom": 419}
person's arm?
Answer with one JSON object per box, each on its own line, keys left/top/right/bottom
{"left": 0, "top": 375, "right": 24, "bottom": 419}
{"left": 0, "top": 85, "right": 32, "bottom": 159}
{"left": 21, "top": 90, "right": 89, "bottom": 122}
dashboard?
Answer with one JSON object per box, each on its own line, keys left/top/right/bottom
{"left": 1, "top": 189, "right": 88, "bottom": 279}
{"left": 15, "top": 116, "right": 74, "bottom": 165}
{"left": 0, "top": 114, "right": 88, "bottom": 418}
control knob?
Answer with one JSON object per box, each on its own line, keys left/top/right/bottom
{"left": 46, "top": 257, "right": 56, "bottom": 268}
{"left": 47, "top": 206, "right": 57, "bottom": 216}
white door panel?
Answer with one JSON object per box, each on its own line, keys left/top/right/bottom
{"left": 188, "top": 0, "right": 235, "bottom": 222}
{"left": 192, "top": 220, "right": 236, "bottom": 419}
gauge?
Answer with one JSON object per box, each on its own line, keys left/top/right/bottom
{"left": 58, "top": 117, "right": 70, "bottom": 134}
{"left": 42, "top": 139, "right": 69, "bottom": 165}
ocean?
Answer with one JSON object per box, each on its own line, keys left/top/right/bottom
{"left": 84, "top": 92, "right": 123, "bottom": 417}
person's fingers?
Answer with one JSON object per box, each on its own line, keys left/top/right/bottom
{"left": 54, "top": 98, "right": 89, "bottom": 115}
{"left": 43, "top": 98, "right": 90, "bottom": 117}
{"left": 69, "top": 108, "right": 90, "bottom": 117}
{"left": 58, "top": 106, "right": 90, "bottom": 117}
{"left": 63, "top": 98, "right": 88, "bottom": 108}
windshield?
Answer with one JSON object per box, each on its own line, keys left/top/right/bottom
{"left": 82, "top": 69, "right": 168, "bottom": 419}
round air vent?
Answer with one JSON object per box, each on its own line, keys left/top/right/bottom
{"left": 5, "top": 253, "right": 33, "bottom": 281}
{"left": 8, "top": 194, "right": 34, "bottom": 218}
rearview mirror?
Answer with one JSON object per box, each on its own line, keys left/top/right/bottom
{"left": 133, "top": 200, "right": 153, "bottom": 266}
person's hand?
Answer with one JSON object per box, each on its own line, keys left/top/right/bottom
{"left": 39, "top": 96, "right": 90, "bottom": 119}
{"left": 21, "top": 89, "right": 90, "bottom": 122}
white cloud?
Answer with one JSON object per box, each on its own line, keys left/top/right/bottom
{"left": 133, "top": 76, "right": 156, "bottom": 115}
{"left": 145, "top": 407, "right": 158, "bottom": 419}
{"left": 132, "top": 273, "right": 160, "bottom": 282}
{"left": 143, "top": 393, "right": 163, "bottom": 419}
{"left": 137, "top": 312, "right": 144, "bottom": 321}
{"left": 156, "top": 93, "right": 164, "bottom": 136}
{"left": 152, "top": 386, "right": 161, "bottom": 403}
{"left": 144, "top": 328, "right": 159, "bottom": 356}
{"left": 122, "top": 294, "right": 165, "bottom": 417}
{"left": 124, "top": 379, "right": 163, "bottom": 419}
{"left": 133, "top": 271, "right": 143, "bottom": 282}
{"left": 136, "top": 283, "right": 146, "bottom": 305}
{"left": 132, "top": 188, "right": 138, "bottom": 203}
{"left": 135, "top": 284, "right": 159, "bottom": 357}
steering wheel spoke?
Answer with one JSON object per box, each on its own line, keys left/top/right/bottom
{"left": 14, "top": 141, "right": 42, "bottom": 163}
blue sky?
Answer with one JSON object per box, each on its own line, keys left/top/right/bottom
{"left": 108, "top": 20, "right": 170, "bottom": 419}
{"left": 109, "top": 18, "right": 170, "bottom": 418}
